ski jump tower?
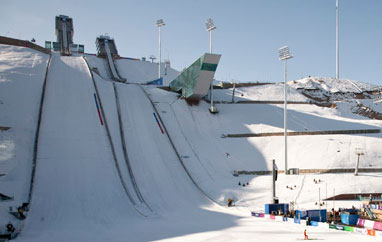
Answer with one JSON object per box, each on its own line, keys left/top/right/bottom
{"left": 96, "top": 35, "right": 125, "bottom": 82}
{"left": 55, "top": 15, "right": 74, "bottom": 56}
{"left": 170, "top": 53, "right": 221, "bottom": 100}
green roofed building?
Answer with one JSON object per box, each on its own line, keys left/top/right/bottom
{"left": 169, "top": 53, "right": 221, "bottom": 100}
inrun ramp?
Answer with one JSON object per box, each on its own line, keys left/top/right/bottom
{"left": 19, "top": 55, "right": 139, "bottom": 242}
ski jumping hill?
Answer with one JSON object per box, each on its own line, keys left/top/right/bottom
{"left": 1, "top": 43, "right": 381, "bottom": 242}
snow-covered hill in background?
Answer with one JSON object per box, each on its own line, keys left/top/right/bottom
{"left": 290, "top": 77, "right": 377, "bottom": 93}
{"left": 1, "top": 44, "right": 381, "bottom": 242}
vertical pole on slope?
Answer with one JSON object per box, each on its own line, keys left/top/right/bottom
{"left": 210, "top": 30, "right": 213, "bottom": 54}
{"left": 209, "top": 30, "right": 215, "bottom": 113}
{"left": 355, "top": 153, "right": 360, "bottom": 176}
{"left": 326, "top": 182, "right": 328, "bottom": 212}
{"left": 232, "top": 81, "right": 236, "bottom": 103}
{"left": 355, "top": 148, "right": 364, "bottom": 176}
{"left": 158, "top": 26, "right": 161, "bottom": 79}
{"left": 333, "top": 188, "right": 335, "bottom": 210}
{"left": 210, "top": 80, "right": 214, "bottom": 111}
{"left": 206, "top": 22, "right": 218, "bottom": 113}
{"left": 284, "top": 60, "right": 288, "bottom": 174}
{"left": 319, "top": 187, "right": 321, "bottom": 222}
{"left": 272, "top": 159, "right": 276, "bottom": 203}
{"left": 336, "top": 0, "right": 339, "bottom": 80}
{"left": 156, "top": 19, "right": 165, "bottom": 80}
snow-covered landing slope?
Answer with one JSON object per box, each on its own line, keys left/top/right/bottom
{"left": 115, "top": 83, "right": 216, "bottom": 214}
{"left": 19, "top": 55, "right": 139, "bottom": 242}
{"left": 148, "top": 86, "right": 382, "bottom": 170}
{"left": 78, "top": 62, "right": 245, "bottom": 242}
{"left": 0, "top": 44, "right": 49, "bottom": 226}
{"left": 146, "top": 86, "right": 382, "bottom": 207}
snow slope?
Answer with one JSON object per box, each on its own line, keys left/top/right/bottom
{"left": 18, "top": 55, "right": 139, "bottom": 242}
{"left": 1, "top": 45, "right": 381, "bottom": 241}
{"left": 213, "top": 83, "right": 309, "bottom": 103}
{"left": 115, "top": 83, "right": 213, "bottom": 214}
{"left": 0, "top": 44, "right": 49, "bottom": 226}
{"left": 146, "top": 85, "right": 382, "bottom": 208}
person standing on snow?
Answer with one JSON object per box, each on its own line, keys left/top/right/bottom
{"left": 304, "top": 229, "right": 308, "bottom": 240}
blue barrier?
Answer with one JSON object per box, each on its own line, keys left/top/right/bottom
{"left": 296, "top": 209, "right": 327, "bottom": 222}
{"left": 310, "top": 221, "right": 319, "bottom": 226}
{"left": 265, "top": 203, "right": 289, "bottom": 215}
{"left": 341, "top": 213, "right": 360, "bottom": 225}
{"left": 283, "top": 217, "right": 288, "bottom": 222}
{"left": 294, "top": 217, "right": 301, "bottom": 224}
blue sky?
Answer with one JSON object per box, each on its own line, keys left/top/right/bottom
{"left": 1, "top": 0, "right": 381, "bottom": 84}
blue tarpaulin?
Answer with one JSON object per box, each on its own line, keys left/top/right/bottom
{"left": 147, "top": 77, "right": 163, "bottom": 85}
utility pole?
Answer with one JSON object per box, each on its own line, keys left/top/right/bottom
{"left": 336, "top": 0, "right": 340, "bottom": 80}
{"left": 278, "top": 46, "right": 293, "bottom": 174}
{"left": 231, "top": 81, "right": 236, "bottom": 103}
{"left": 156, "top": 19, "right": 165, "bottom": 80}
{"left": 206, "top": 18, "right": 218, "bottom": 113}
{"left": 272, "top": 159, "right": 278, "bottom": 204}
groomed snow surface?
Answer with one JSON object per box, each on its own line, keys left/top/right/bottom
{"left": 0, "top": 44, "right": 381, "bottom": 241}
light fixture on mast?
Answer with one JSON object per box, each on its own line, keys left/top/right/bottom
{"left": 205, "top": 18, "right": 218, "bottom": 113}
{"left": 278, "top": 46, "right": 293, "bottom": 175}
{"left": 156, "top": 19, "right": 165, "bottom": 80}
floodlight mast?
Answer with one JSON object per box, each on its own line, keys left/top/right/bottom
{"left": 157, "top": 19, "right": 165, "bottom": 80}
{"left": 278, "top": 46, "right": 293, "bottom": 174}
{"left": 205, "top": 18, "right": 216, "bottom": 53}
{"left": 206, "top": 18, "right": 218, "bottom": 113}
{"left": 336, "top": 0, "right": 340, "bottom": 80}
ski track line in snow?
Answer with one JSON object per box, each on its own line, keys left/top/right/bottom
{"left": 12, "top": 53, "right": 53, "bottom": 240}
{"left": 83, "top": 57, "right": 152, "bottom": 216}
{"left": 168, "top": 102, "right": 215, "bottom": 181}
{"left": 113, "top": 82, "right": 152, "bottom": 211}
{"left": 29, "top": 54, "right": 52, "bottom": 204}
{"left": 113, "top": 82, "right": 153, "bottom": 212}
{"left": 137, "top": 84, "right": 223, "bottom": 206}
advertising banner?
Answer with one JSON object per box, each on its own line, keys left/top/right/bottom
{"left": 373, "top": 221, "right": 382, "bottom": 231}
{"left": 367, "top": 229, "right": 375, "bottom": 236}
{"left": 364, "top": 220, "right": 375, "bottom": 228}
{"left": 344, "top": 226, "right": 354, "bottom": 232}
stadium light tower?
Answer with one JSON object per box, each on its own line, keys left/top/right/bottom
{"left": 205, "top": 18, "right": 218, "bottom": 113}
{"left": 205, "top": 18, "right": 216, "bottom": 53}
{"left": 156, "top": 19, "right": 165, "bottom": 79}
{"left": 278, "top": 46, "right": 293, "bottom": 174}
{"left": 336, "top": 0, "right": 340, "bottom": 80}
